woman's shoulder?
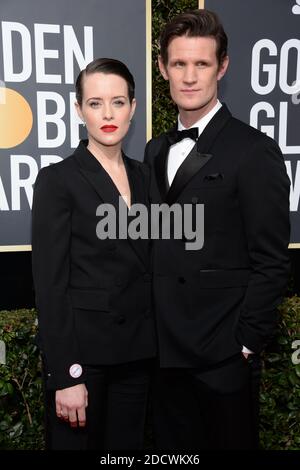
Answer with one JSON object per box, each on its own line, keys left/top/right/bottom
{"left": 39, "top": 153, "right": 76, "bottom": 176}
{"left": 34, "top": 154, "right": 77, "bottom": 192}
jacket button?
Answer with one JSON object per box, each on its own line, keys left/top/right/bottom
{"left": 115, "top": 277, "right": 123, "bottom": 286}
{"left": 143, "top": 273, "right": 152, "bottom": 282}
{"left": 117, "top": 315, "right": 126, "bottom": 324}
{"left": 178, "top": 277, "right": 186, "bottom": 284}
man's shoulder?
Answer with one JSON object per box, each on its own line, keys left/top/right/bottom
{"left": 146, "top": 131, "right": 168, "bottom": 148}
{"left": 227, "top": 114, "right": 279, "bottom": 149}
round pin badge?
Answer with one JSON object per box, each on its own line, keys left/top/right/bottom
{"left": 69, "top": 363, "right": 82, "bottom": 378}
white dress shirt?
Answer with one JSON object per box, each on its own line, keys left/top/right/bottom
{"left": 166, "top": 100, "right": 253, "bottom": 355}
{"left": 167, "top": 100, "right": 222, "bottom": 186}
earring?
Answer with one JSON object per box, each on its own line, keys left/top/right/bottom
{"left": 82, "top": 121, "right": 86, "bottom": 127}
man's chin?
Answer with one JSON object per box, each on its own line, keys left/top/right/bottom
{"left": 179, "top": 103, "right": 208, "bottom": 113}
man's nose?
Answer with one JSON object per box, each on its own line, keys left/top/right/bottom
{"left": 183, "top": 65, "right": 197, "bottom": 84}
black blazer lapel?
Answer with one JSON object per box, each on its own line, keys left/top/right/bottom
{"left": 74, "top": 141, "right": 149, "bottom": 270}
{"left": 196, "top": 103, "right": 232, "bottom": 154}
{"left": 166, "top": 104, "right": 232, "bottom": 205}
{"left": 125, "top": 157, "right": 150, "bottom": 270}
{"left": 73, "top": 140, "right": 121, "bottom": 209}
{"left": 154, "top": 135, "right": 172, "bottom": 201}
{"left": 166, "top": 146, "right": 212, "bottom": 205}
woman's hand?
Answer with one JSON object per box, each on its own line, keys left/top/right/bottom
{"left": 55, "top": 383, "right": 88, "bottom": 427}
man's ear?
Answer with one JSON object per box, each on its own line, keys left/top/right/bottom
{"left": 158, "top": 55, "right": 169, "bottom": 81}
{"left": 217, "top": 55, "right": 229, "bottom": 81}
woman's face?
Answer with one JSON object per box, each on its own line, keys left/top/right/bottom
{"left": 76, "top": 72, "right": 136, "bottom": 149}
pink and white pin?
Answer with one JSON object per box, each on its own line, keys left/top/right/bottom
{"left": 69, "top": 363, "right": 82, "bottom": 378}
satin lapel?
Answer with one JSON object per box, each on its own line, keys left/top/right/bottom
{"left": 154, "top": 134, "right": 172, "bottom": 201}
{"left": 166, "top": 104, "right": 232, "bottom": 205}
{"left": 166, "top": 146, "right": 212, "bottom": 205}
{"left": 196, "top": 103, "right": 232, "bottom": 154}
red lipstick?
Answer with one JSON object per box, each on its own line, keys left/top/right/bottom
{"left": 101, "top": 125, "right": 118, "bottom": 133}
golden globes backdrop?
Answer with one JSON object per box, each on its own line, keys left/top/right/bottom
{"left": 203, "top": 0, "right": 300, "bottom": 245}
{"left": 0, "top": 0, "right": 150, "bottom": 250}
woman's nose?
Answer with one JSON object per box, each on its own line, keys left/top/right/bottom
{"left": 103, "top": 104, "right": 113, "bottom": 120}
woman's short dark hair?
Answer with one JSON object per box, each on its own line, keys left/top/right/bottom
{"left": 160, "top": 9, "right": 228, "bottom": 67}
{"left": 75, "top": 58, "right": 135, "bottom": 106}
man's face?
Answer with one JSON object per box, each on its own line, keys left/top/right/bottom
{"left": 159, "top": 35, "right": 228, "bottom": 121}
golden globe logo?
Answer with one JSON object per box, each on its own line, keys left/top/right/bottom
{"left": 0, "top": 21, "right": 94, "bottom": 211}
{"left": 0, "top": 87, "right": 33, "bottom": 148}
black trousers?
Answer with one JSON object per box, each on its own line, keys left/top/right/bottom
{"left": 152, "top": 354, "right": 261, "bottom": 450}
{"left": 44, "top": 359, "right": 153, "bottom": 450}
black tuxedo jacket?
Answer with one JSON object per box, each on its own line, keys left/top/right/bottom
{"left": 144, "top": 104, "right": 290, "bottom": 370}
{"left": 32, "top": 140, "right": 156, "bottom": 390}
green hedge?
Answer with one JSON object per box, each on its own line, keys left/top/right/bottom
{"left": 260, "top": 297, "right": 300, "bottom": 449}
{"left": 0, "top": 297, "right": 299, "bottom": 450}
{"left": 0, "top": 310, "right": 44, "bottom": 449}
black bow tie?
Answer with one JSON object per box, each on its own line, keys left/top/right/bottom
{"left": 166, "top": 127, "right": 199, "bottom": 146}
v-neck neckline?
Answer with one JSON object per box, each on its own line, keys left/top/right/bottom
{"left": 90, "top": 148, "right": 134, "bottom": 210}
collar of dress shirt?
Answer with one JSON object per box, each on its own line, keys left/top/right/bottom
{"left": 177, "top": 100, "right": 222, "bottom": 136}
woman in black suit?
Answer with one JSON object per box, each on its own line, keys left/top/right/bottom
{"left": 32, "top": 58, "right": 156, "bottom": 450}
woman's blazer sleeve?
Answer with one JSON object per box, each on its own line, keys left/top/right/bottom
{"left": 32, "top": 164, "right": 85, "bottom": 390}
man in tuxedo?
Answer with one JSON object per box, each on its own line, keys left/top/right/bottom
{"left": 144, "top": 9, "right": 290, "bottom": 449}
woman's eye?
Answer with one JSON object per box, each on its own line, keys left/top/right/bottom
{"left": 90, "top": 101, "right": 100, "bottom": 108}
{"left": 113, "top": 100, "right": 125, "bottom": 106}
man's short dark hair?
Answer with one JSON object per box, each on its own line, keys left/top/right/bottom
{"left": 159, "top": 9, "right": 228, "bottom": 67}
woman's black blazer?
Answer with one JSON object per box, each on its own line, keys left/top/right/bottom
{"left": 32, "top": 140, "right": 156, "bottom": 390}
